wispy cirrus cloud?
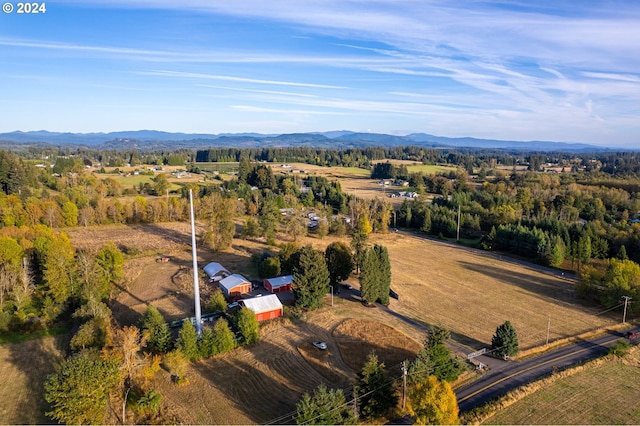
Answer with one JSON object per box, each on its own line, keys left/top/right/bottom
{"left": 3, "top": 1, "right": 640, "bottom": 143}
{"left": 139, "top": 70, "right": 346, "bottom": 89}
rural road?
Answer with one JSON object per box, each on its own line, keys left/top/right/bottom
{"left": 342, "top": 230, "right": 636, "bottom": 413}
{"left": 455, "top": 326, "right": 640, "bottom": 413}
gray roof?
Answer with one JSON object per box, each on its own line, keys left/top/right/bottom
{"left": 203, "top": 262, "right": 230, "bottom": 278}
{"left": 219, "top": 274, "right": 250, "bottom": 292}
{"left": 241, "top": 294, "right": 283, "bottom": 314}
{"left": 264, "top": 275, "right": 294, "bottom": 289}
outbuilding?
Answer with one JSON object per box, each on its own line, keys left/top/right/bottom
{"left": 240, "top": 294, "right": 283, "bottom": 321}
{"left": 218, "top": 274, "right": 251, "bottom": 297}
{"left": 203, "top": 262, "right": 230, "bottom": 282}
{"left": 263, "top": 275, "right": 294, "bottom": 294}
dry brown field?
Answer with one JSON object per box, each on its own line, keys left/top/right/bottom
{"left": 374, "top": 232, "right": 617, "bottom": 350}
{"left": 485, "top": 348, "right": 640, "bottom": 424}
{"left": 274, "top": 162, "right": 414, "bottom": 206}
{"left": 0, "top": 336, "right": 67, "bottom": 424}
{"left": 13, "top": 222, "right": 617, "bottom": 424}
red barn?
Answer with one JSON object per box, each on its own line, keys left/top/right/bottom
{"left": 218, "top": 274, "right": 251, "bottom": 297}
{"left": 241, "top": 294, "right": 283, "bottom": 321}
{"left": 263, "top": 275, "right": 294, "bottom": 293}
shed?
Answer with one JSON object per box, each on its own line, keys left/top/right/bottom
{"left": 241, "top": 294, "right": 283, "bottom": 321}
{"left": 203, "top": 262, "right": 230, "bottom": 282}
{"left": 218, "top": 274, "right": 251, "bottom": 297}
{"left": 264, "top": 275, "right": 294, "bottom": 293}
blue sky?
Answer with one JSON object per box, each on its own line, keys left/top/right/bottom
{"left": 1, "top": 1, "right": 639, "bottom": 146}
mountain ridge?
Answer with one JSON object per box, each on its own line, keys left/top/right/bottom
{"left": 0, "top": 130, "right": 625, "bottom": 153}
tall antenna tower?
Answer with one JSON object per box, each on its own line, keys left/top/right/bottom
{"left": 189, "top": 189, "right": 202, "bottom": 336}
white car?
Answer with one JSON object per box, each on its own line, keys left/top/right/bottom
{"left": 312, "top": 341, "right": 327, "bottom": 350}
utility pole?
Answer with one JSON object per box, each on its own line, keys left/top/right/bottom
{"left": 622, "top": 296, "right": 632, "bottom": 323}
{"left": 401, "top": 361, "right": 407, "bottom": 409}
{"left": 352, "top": 387, "right": 358, "bottom": 419}
{"left": 456, "top": 204, "right": 461, "bottom": 242}
{"left": 546, "top": 316, "right": 550, "bottom": 346}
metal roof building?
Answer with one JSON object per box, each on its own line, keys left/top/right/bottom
{"left": 240, "top": 294, "right": 283, "bottom": 321}
{"left": 218, "top": 274, "right": 251, "bottom": 297}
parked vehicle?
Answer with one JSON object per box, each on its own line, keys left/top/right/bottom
{"left": 312, "top": 341, "right": 327, "bottom": 350}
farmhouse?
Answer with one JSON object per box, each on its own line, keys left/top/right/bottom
{"left": 264, "top": 275, "right": 294, "bottom": 293}
{"left": 218, "top": 274, "right": 251, "bottom": 297}
{"left": 240, "top": 294, "right": 283, "bottom": 321}
{"left": 203, "top": 262, "right": 230, "bottom": 282}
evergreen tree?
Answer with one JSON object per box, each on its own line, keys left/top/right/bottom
{"left": 424, "top": 326, "right": 465, "bottom": 382}
{"left": 293, "top": 245, "right": 330, "bottom": 309}
{"left": 212, "top": 317, "right": 237, "bottom": 353}
{"left": 140, "top": 305, "right": 173, "bottom": 354}
{"left": 544, "top": 234, "right": 566, "bottom": 267}
{"left": 359, "top": 244, "right": 392, "bottom": 305}
{"left": 206, "top": 289, "right": 227, "bottom": 313}
{"left": 374, "top": 244, "right": 391, "bottom": 305}
{"left": 198, "top": 327, "right": 216, "bottom": 358}
{"left": 295, "top": 384, "right": 357, "bottom": 425}
{"left": 577, "top": 234, "right": 592, "bottom": 270}
{"left": 45, "top": 350, "right": 121, "bottom": 425}
{"left": 618, "top": 245, "right": 629, "bottom": 260}
{"left": 350, "top": 216, "right": 371, "bottom": 274}
{"left": 407, "top": 349, "right": 435, "bottom": 386}
{"left": 407, "top": 375, "right": 459, "bottom": 425}
{"left": 325, "top": 241, "right": 354, "bottom": 285}
{"left": 359, "top": 247, "right": 380, "bottom": 304}
{"left": 176, "top": 320, "right": 199, "bottom": 360}
{"left": 491, "top": 320, "right": 519, "bottom": 359}
{"left": 234, "top": 306, "right": 260, "bottom": 344}
{"left": 357, "top": 353, "right": 398, "bottom": 419}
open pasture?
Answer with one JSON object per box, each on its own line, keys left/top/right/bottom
{"left": 60, "top": 222, "right": 622, "bottom": 423}
{"left": 486, "top": 349, "right": 640, "bottom": 424}
{"left": 370, "top": 232, "right": 618, "bottom": 351}
{"left": 0, "top": 336, "right": 67, "bottom": 424}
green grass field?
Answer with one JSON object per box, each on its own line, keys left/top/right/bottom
{"left": 330, "top": 166, "right": 371, "bottom": 177}
{"left": 196, "top": 162, "right": 239, "bottom": 173}
{"left": 406, "top": 164, "right": 457, "bottom": 174}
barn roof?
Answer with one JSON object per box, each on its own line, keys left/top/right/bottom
{"left": 265, "top": 275, "right": 294, "bottom": 288}
{"left": 203, "top": 262, "right": 230, "bottom": 278}
{"left": 219, "top": 274, "right": 250, "bottom": 292}
{"left": 241, "top": 294, "right": 283, "bottom": 314}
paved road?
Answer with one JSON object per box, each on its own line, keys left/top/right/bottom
{"left": 456, "top": 326, "right": 640, "bottom": 413}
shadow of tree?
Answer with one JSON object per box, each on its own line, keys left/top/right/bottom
{"left": 5, "top": 334, "right": 68, "bottom": 424}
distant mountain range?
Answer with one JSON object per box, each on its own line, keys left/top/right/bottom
{"left": 0, "top": 130, "right": 621, "bottom": 153}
